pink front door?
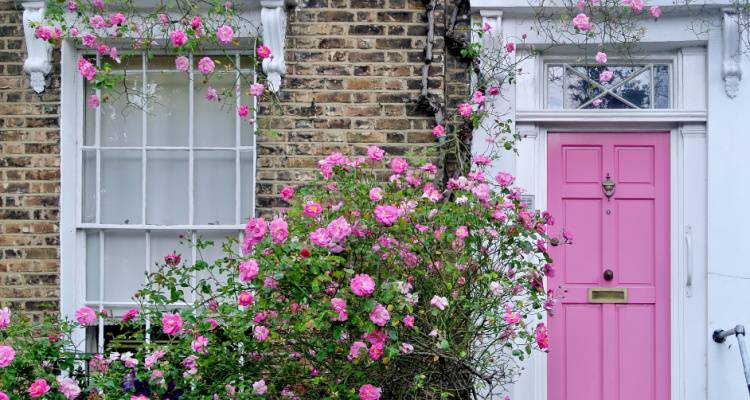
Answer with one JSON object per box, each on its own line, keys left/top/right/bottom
{"left": 547, "top": 133, "right": 670, "bottom": 400}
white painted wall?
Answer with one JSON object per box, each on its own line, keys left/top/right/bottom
{"left": 705, "top": 18, "right": 750, "bottom": 400}
{"left": 468, "top": 3, "right": 750, "bottom": 398}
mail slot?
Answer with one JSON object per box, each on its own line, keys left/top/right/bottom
{"left": 588, "top": 287, "right": 628, "bottom": 303}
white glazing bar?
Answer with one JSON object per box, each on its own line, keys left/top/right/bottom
{"left": 251, "top": 43, "right": 258, "bottom": 218}
{"left": 95, "top": 54, "right": 101, "bottom": 224}
{"left": 77, "top": 223, "right": 244, "bottom": 230}
{"left": 189, "top": 54, "right": 195, "bottom": 225}
{"left": 76, "top": 73, "right": 84, "bottom": 225}
{"left": 191, "top": 230, "right": 198, "bottom": 301}
{"left": 98, "top": 230, "right": 105, "bottom": 353}
{"left": 235, "top": 53, "right": 241, "bottom": 224}
{"left": 145, "top": 230, "right": 151, "bottom": 343}
{"left": 142, "top": 55, "right": 148, "bottom": 224}
{"left": 80, "top": 146, "right": 255, "bottom": 151}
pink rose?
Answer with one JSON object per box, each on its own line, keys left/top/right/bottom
{"left": 109, "top": 12, "right": 126, "bottom": 25}
{"left": 77, "top": 58, "right": 97, "bottom": 81}
{"left": 161, "top": 312, "right": 183, "bottom": 335}
{"left": 503, "top": 304, "right": 521, "bottom": 324}
{"left": 595, "top": 51, "right": 607, "bottom": 64}
{"left": 250, "top": 83, "right": 265, "bottom": 97}
{"left": 599, "top": 69, "right": 613, "bottom": 82}
{"left": 89, "top": 14, "right": 105, "bottom": 29}
{"left": 351, "top": 273, "right": 376, "bottom": 297}
{"left": 0, "top": 391, "right": 8, "bottom": 400}
{"left": 122, "top": 308, "right": 138, "bottom": 322}
{"left": 239, "top": 259, "right": 259, "bottom": 282}
{"left": 0, "top": 345, "right": 15, "bottom": 368}
{"left": 205, "top": 87, "right": 218, "bottom": 101}
{"left": 482, "top": 22, "right": 491, "bottom": 32}
{"left": 191, "top": 335, "right": 208, "bottom": 353}
{"left": 359, "top": 384, "right": 381, "bottom": 400}
{"left": 280, "top": 186, "right": 294, "bottom": 201}
{"left": 327, "top": 216, "right": 351, "bottom": 242}
{"left": 330, "top": 298, "right": 348, "bottom": 321}
{"left": 191, "top": 15, "right": 202, "bottom": 29}
{"left": 472, "top": 90, "right": 485, "bottom": 104}
{"left": 67, "top": 1, "right": 77, "bottom": 12}
{"left": 243, "top": 217, "right": 267, "bottom": 252}
{"left": 458, "top": 102, "right": 473, "bottom": 117}
{"left": 505, "top": 42, "right": 515, "bottom": 53}
{"left": 572, "top": 13, "right": 592, "bottom": 31}
{"left": 374, "top": 204, "right": 402, "bottom": 226}
{"left": 216, "top": 25, "right": 234, "bottom": 44}
{"left": 238, "top": 291, "right": 254, "bottom": 306}
{"left": 175, "top": 55, "right": 189, "bottom": 71}
{"left": 432, "top": 124, "right": 445, "bottom": 138}
{"left": 535, "top": 323, "right": 549, "bottom": 349}
{"left": 75, "top": 306, "right": 97, "bottom": 325}
{"left": 369, "top": 303, "right": 391, "bottom": 326}
{"left": 348, "top": 341, "right": 367, "bottom": 360}
{"left": 629, "top": 0, "right": 644, "bottom": 12}
{"left": 87, "top": 94, "right": 100, "bottom": 109}
{"left": 269, "top": 216, "right": 289, "bottom": 244}
{"left": 0, "top": 307, "right": 9, "bottom": 329}
{"left": 57, "top": 376, "right": 81, "bottom": 400}
{"left": 495, "top": 171, "right": 515, "bottom": 187}
{"left": 488, "top": 86, "right": 500, "bottom": 95}
{"left": 650, "top": 5, "right": 662, "bottom": 18}
{"left": 403, "top": 314, "right": 415, "bottom": 328}
{"left": 197, "top": 56, "right": 215, "bottom": 74}
{"left": 309, "top": 227, "right": 332, "bottom": 248}
{"left": 390, "top": 156, "right": 409, "bottom": 174}
{"left": 455, "top": 225, "right": 469, "bottom": 239}
{"left": 256, "top": 44, "right": 272, "bottom": 59}
{"left": 253, "top": 325, "right": 269, "bottom": 341}
{"left": 303, "top": 201, "right": 323, "bottom": 218}
{"left": 369, "top": 187, "right": 384, "bottom": 201}
{"left": 170, "top": 30, "right": 188, "bottom": 47}
{"left": 430, "top": 295, "right": 449, "bottom": 310}
{"left": 28, "top": 379, "right": 50, "bottom": 398}
{"left": 253, "top": 380, "right": 268, "bottom": 395}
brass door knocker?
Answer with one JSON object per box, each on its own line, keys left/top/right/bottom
{"left": 602, "top": 173, "right": 615, "bottom": 200}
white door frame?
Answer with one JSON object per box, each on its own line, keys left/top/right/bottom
{"left": 479, "top": 47, "right": 709, "bottom": 400}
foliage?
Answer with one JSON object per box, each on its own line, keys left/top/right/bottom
{"left": 0, "top": 147, "right": 563, "bottom": 399}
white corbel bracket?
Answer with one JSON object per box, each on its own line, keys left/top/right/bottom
{"left": 22, "top": 1, "right": 52, "bottom": 93}
{"left": 260, "top": 0, "right": 293, "bottom": 92}
{"left": 722, "top": 9, "right": 742, "bottom": 99}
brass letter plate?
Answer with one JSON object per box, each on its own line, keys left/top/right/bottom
{"left": 588, "top": 287, "right": 628, "bottom": 303}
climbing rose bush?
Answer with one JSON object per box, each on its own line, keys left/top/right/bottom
{"left": 0, "top": 148, "right": 560, "bottom": 399}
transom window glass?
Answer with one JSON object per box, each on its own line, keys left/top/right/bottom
{"left": 546, "top": 63, "right": 671, "bottom": 109}
{"left": 79, "top": 53, "right": 254, "bottom": 351}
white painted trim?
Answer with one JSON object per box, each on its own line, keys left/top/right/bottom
{"left": 509, "top": 124, "right": 708, "bottom": 400}
{"left": 517, "top": 110, "right": 708, "bottom": 123}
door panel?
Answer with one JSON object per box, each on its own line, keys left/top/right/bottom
{"left": 547, "top": 132, "right": 670, "bottom": 400}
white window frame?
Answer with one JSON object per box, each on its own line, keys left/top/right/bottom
{"left": 59, "top": 42, "right": 257, "bottom": 351}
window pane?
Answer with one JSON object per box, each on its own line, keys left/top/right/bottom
{"left": 240, "top": 150, "right": 255, "bottom": 222}
{"left": 150, "top": 231, "right": 194, "bottom": 303}
{"left": 195, "top": 230, "right": 238, "bottom": 300}
{"left": 146, "top": 72, "right": 189, "bottom": 146}
{"left": 195, "top": 74, "right": 237, "bottom": 147}
{"left": 614, "top": 68, "right": 651, "bottom": 108}
{"left": 100, "top": 76, "right": 143, "bottom": 147}
{"left": 84, "top": 90, "right": 96, "bottom": 145}
{"left": 86, "top": 231, "right": 100, "bottom": 302}
{"left": 101, "top": 150, "right": 142, "bottom": 224}
{"left": 565, "top": 67, "right": 603, "bottom": 109}
{"left": 583, "top": 94, "right": 631, "bottom": 109}
{"left": 146, "top": 150, "right": 189, "bottom": 225}
{"left": 194, "top": 150, "right": 236, "bottom": 225}
{"left": 103, "top": 231, "right": 146, "bottom": 302}
{"left": 82, "top": 150, "right": 97, "bottom": 223}
{"left": 547, "top": 65, "right": 564, "bottom": 109}
{"left": 654, "top": 65, "right": 670, "bottom": 108}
